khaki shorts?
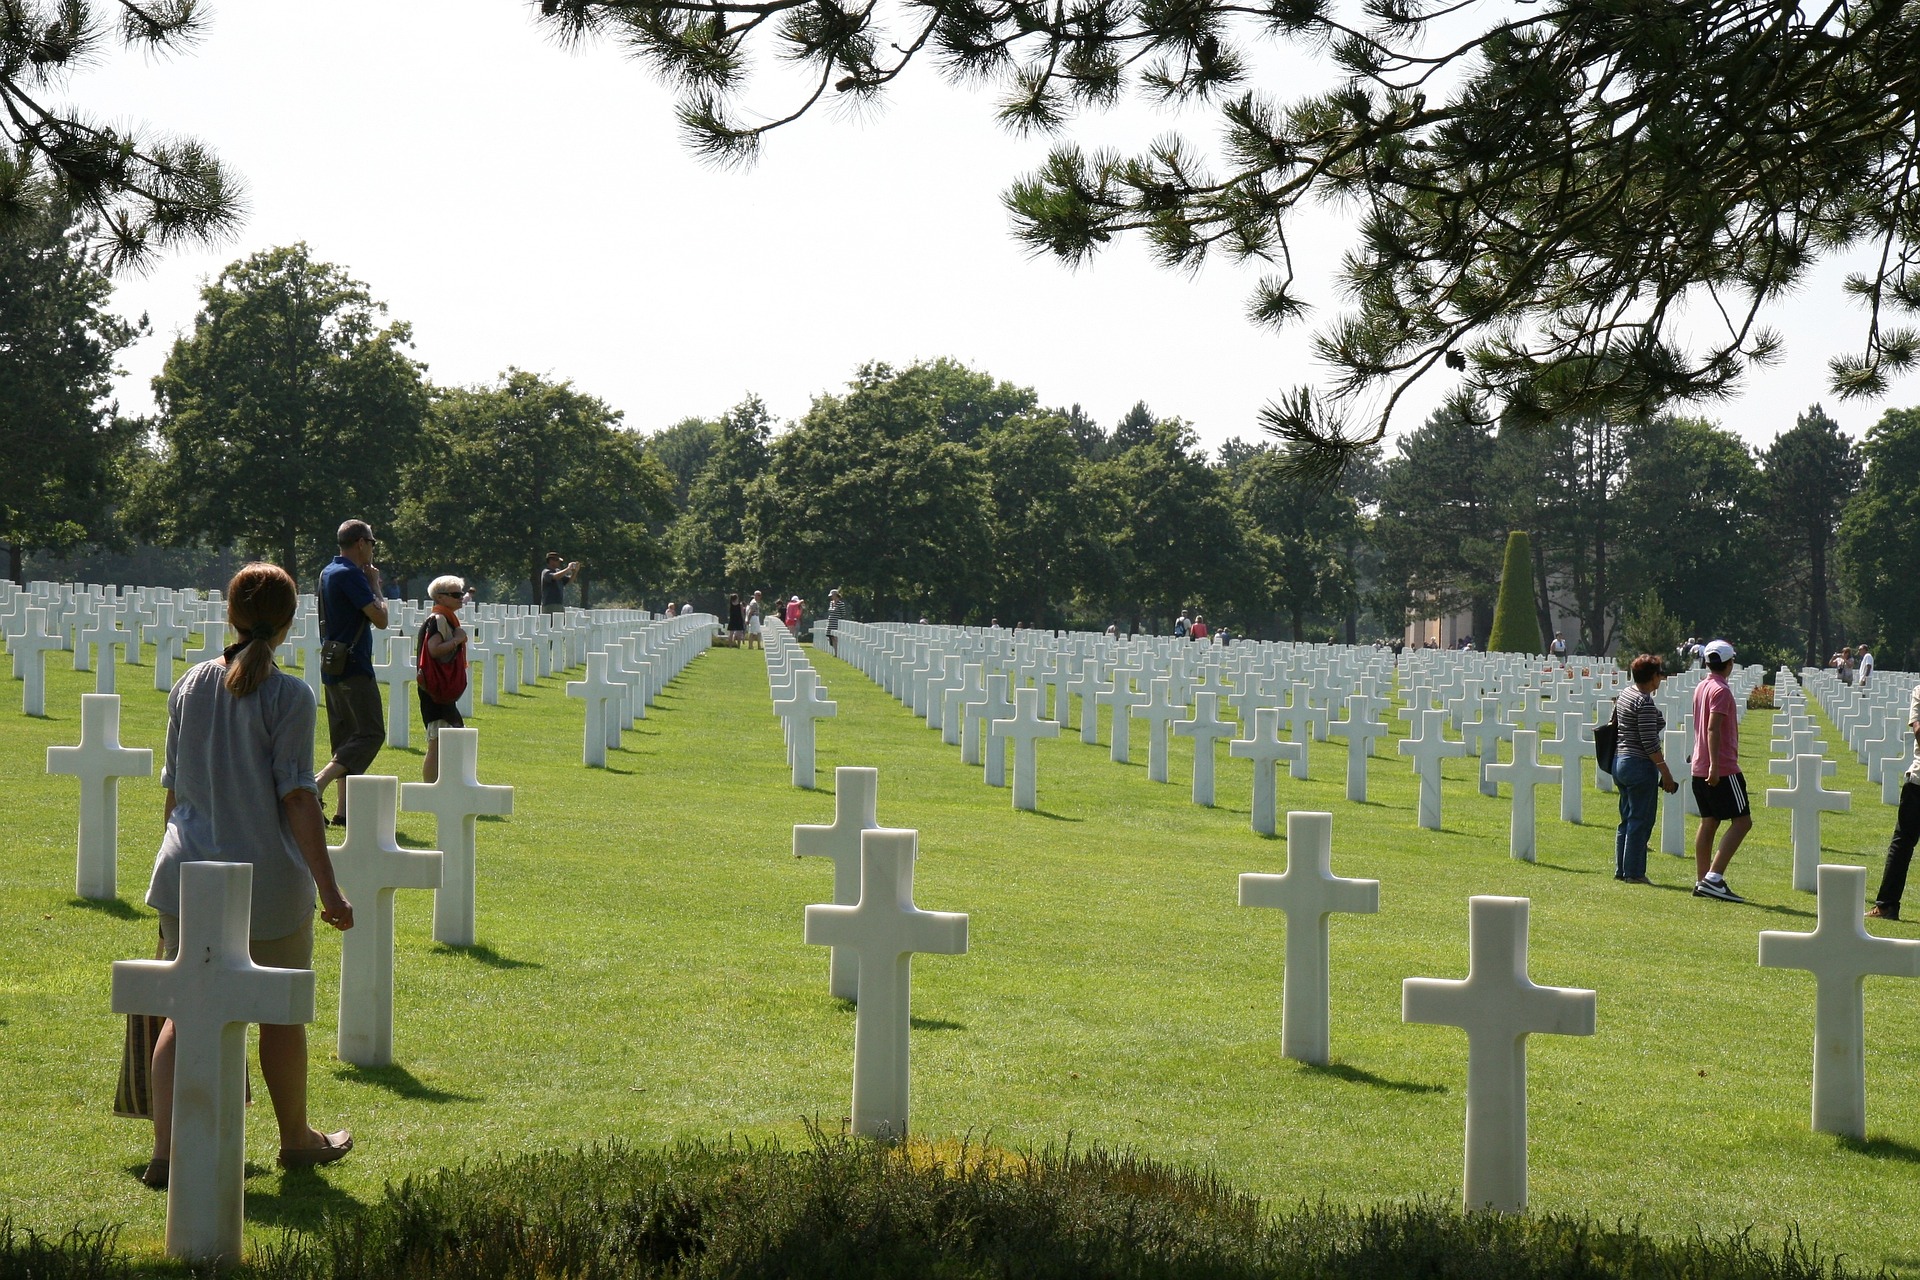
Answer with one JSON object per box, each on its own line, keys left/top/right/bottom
{"left": 159, "top": 913, "right": 315, "bottom": 975}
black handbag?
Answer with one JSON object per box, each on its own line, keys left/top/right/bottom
{"left": 1594, "top": 701, "right": 1619, "bottom": 774}
{"left": 318, "top": 586, "right": 369, "bottom": 678}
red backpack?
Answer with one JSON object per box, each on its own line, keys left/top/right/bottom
{"left": 416, "top": 616, "right": 468, "bottom": 703}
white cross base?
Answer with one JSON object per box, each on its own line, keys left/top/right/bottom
{"left": 400, "top": 728, "right": 513, "bottom": 948}
{"left": 46, "top": 693, "right": 152, "bottom": 899}
{"left": 803, "top": 829, "right": 967, "bottom": 1141}
{"left": 10, "top": 606, "right": 62, "bottom": 716}
{"left": 1403, "top": 896, "right": 1596, "bottom": 1213}
{"left": 1238, "top": 811, "right": 1378, "bottom": 1064}
{"left": 794, "top": 767, "right": 910, "bottom": 1000}
{"left": 111, "top": 861, "right": 314, "bottom": 1264}
{"left": 565, "top": 651, "right": 623, "bottom": 767}
{"left": 1174, "top": 691, "right": 1236, "bottom": 808}
{"left": 1759, "top": 863, "right": 1920, "bottom": 1138}
{"left": 773, "top": 667, "right": 838, "bottom": 789}
{"left": 1398, "top": 708, "right": 1467, "bottom": 830}
{"left": 1765, "top": 755, "right": 1852, "bottom": 893}
{"left": 329, "top": 775, "right": 443, "bottom": 1066}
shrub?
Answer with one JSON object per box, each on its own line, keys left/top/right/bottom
{"left": 1487, "top": 531, "right": 1543, "bottom": 655}
{"left": 4, "top": 1137, "right": 1886, "bottom": 1279}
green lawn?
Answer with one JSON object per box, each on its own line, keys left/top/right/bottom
{"left": 2, "top": 644, "right": 1917, "bottom": 1273}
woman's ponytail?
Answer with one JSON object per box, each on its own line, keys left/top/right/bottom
{"left": 223, "top": 563, "right": 298, "bottom": 697}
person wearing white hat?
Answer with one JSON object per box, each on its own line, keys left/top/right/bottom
{"left": 1689, "top": 639, "right": 1750, "bottom": 902}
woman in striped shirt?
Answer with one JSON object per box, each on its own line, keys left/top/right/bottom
{"left": 1612, "top": 653, "right": 1682, "bottom": 883}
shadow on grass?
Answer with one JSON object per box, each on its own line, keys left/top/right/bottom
{"left": 1839, "top": 1134, "right": 1920, "bottom": 1164}
{"left": 432, "top": 942, "right": 541, "bottom": 970}
{"left": 1533, "top": 861, "right": 1601, "bottom": 876}
{"left": 245, "top": 1165, "right": 368, "bottom": 1232}
{"left": 909, "top": 1017, "right": 965, "bottom": 1032}
{"left": 1027, "top": 809, "right": 1082, "bottom": 822}
{"left": 332, "top": 1061, "right": 480, "bottom": 1104}
{"left": 67, "top": 896, "right": 143, "bottom": 919}
{"left": 1300, "top": 1061, "right": 1447, "bottom": 1094}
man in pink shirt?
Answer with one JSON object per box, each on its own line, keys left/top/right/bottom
{"left": 1690, "top": 639, "right": 1750, "bottom": 902}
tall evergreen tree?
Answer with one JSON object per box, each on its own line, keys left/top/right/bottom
{"left": 1372, "top": 405, "right": 1503, "bottom": 643}
{"left": 1759, "top": 406, "right": 1862, "bottom": 664}
{"left": 1488, "top": 531, "right": 1543, "bottom": 655}
{"left": 1840, "top": 408, "right": 1920, "bottom": 667}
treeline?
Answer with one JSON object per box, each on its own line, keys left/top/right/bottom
{"left": 5, "top": 219, "right": 1916, "bottom": 666}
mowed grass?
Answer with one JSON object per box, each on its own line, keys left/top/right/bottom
{"left": 2, "top": 642, "right": 1918, "bottom": 1273}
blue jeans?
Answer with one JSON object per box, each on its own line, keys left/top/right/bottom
{"left": 1613, "top": 754, "right": 1660, "bottom": 879}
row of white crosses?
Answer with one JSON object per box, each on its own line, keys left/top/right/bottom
{"left": 566, "top": 612, "right": 715, "bottom": 767}
{"left": 821, "top": 622, "right": 1709, "bottom": 847}
{"left": 108, "top": 738, "right": 513, "bottom": 1265}
{"left": 765, "top": 620, "right": 838, "bottom": 788}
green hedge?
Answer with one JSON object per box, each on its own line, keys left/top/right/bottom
{"left": 1488, "top": 530, "right": 1544, "bottom": 655}
{"left": 4, "top": 1135, "right": 1880, "bottom": 1279}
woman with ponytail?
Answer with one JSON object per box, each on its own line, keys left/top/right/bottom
{"left": 139, "top": 563, "right": 357, "bottom": 1189}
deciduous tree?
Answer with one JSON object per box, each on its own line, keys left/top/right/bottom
{"left": 130, "top": 244, "right": 427, "bottom": 575}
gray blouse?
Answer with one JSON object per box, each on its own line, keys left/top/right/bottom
{"left": 146, "top": 660, "right": 321, "bottom": 939}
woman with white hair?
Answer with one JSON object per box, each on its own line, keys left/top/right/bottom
{"left": 417, "top": 575, "right": 469, "bottom": 783}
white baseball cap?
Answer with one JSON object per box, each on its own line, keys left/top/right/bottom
{"left": 1703, "top": 639, "right": 1736, "bottom": 664}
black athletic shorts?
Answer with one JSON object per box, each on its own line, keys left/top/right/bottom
{"left": 1691, "top": 771, "right": 1752, "bottom": 820}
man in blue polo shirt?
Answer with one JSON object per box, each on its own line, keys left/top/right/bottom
{"left": 313, "top": 519, "right": 389, "bottom": 825}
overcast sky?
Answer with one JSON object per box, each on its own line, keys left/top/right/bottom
{"left": 78, "top": 1, "right": 1905, "bottom": 454}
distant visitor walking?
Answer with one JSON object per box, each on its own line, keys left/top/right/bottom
{"left": 314, "top": 520, "right": 388, "bottom": 826}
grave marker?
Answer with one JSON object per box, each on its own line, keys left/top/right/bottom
{"left": 399, "top": 728, "right": 513, "bottom": 948}
{"left": 804, "top": 829, "right": 968, "bottom": 1141}
{"left": 329, "top": 775, "right": 443, "bottom": 1067}
{"left": 46, "top": 693, "right": 152, "bottom": 899}
{"left": 1403, "top": 896, "right": 1596, "bottom": 1214}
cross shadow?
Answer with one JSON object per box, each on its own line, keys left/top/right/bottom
{"left": 1532, "top": 861, "right": 1600, "bottom": 876}
{"left": 910, "top": 1017, "right": 966, "bottom": 1032}
{"left": 1300, "top": 1061, "right": 1447, "bottom": 1095}
{"left": 67, "top": 896, "right": 143, "bottom": 919}
{"left": 1839, "top": 1134, "right": 1920, "bottom": 1164}
{"left": 332, "top": 1061, "right": 480, "bottom": 1104}
{"left": 1746, "top": 900, "right": 1816, "bottom": 919}
{"left": 432, "top": 942, "right": 541, "bottom": 970}
{"left": 598, "top": 765, "right": 636, "bottom": 776}
{"left": 245, "top": 1166, "right": 368, "bottom": 1231}
{"left": 1026, "top": 809, "right": 1082, "bottom": 822}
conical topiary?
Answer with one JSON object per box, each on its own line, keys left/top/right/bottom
{"left": 1488, "top": 530, "right": 1544, "bottom": 654}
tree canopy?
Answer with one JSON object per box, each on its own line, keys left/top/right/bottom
{"left": 539, "top": 0, "right": 1920, "bottom": 475}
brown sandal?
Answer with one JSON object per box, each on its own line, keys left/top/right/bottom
{"left": 279, "top": 1129, "right": 353, "bottom": 1169}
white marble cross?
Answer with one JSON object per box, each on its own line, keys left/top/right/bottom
{"left": 399, "top": 728, "right": 513, "bottom": 948}
{"left": 774, "top": 666, "right": 838, "bottom": 789}
{"left": 1759, "top": 864, "right": 1920, "bottom": 1138}
{"left": 804, "top": 829, "right": 968, "bottom": 1141}
{"left": 1398, "top": 708, "right": 1467, "bottom": 830}
{"left": 994, "top": 685, "right": 1061, "bottom": 811}
{"left": 566, "top": 650, "right": 625, "bottom": 767}
{"left": 1174, "top": 691, "right": 1236, "bottom": 807}
{"left": 329, "top": 775, "right": 443, "bottom": 1066}
{"left": 1278, "top": 683, "right": 1318, "bottom": 777}
{"left": 46, "top": 693, "right": 153, "bottom": 899}
{"left": 1066, "top": 661, "right": 1102, "bottom": 736}
{"left": 795, "top": 767, "right": 911, "bottom": 999}
{"left": 1103, "top": 672, "right": 1149, "bottom": 764}
{"left": 1542, "top": 709, "right": 1589, "bottom": 823}
{"left": 9, "top": 605, "right": 62, "bottom": 716}
{"left": 1765, "top": 754, "right": 1852, "bottom": 893}
{"left": 111, "top": 861, "right": 314, "bottom": 1264}
{"left": 371, "top": 640, "right": 417, "bottom": 750}
{"left": 1326, "top": 695, "right": 1385, "bottom": 802}
{"left": 1461, "top": 698, "right": 1513, "bottom": 798}
{"left": 82, "top": 607, "right": 134, "bottom": 694}
{"left": 1230, "top": 706, "right": 1304, "bottom": 835}
{"left": 148, "top": 603, "right": 191, "bottom": 691}
{"left": 1403, "top": 896, "right": 1596, "bottom": 1214}
{"left": 1135, "top": 677, "right": 1184, "bottom": 784}
{"left": 963, "top": 671, "right": 1013, "bottom": 769}
{"left": 1239, "top": 811, "right": 1379, "bottom": 1064}
{"left": 1660, "top": 726, "right": 1689, "bottom": 857}
{"left": 1485, "top": 730, "right": 1561, "bottom": 864}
